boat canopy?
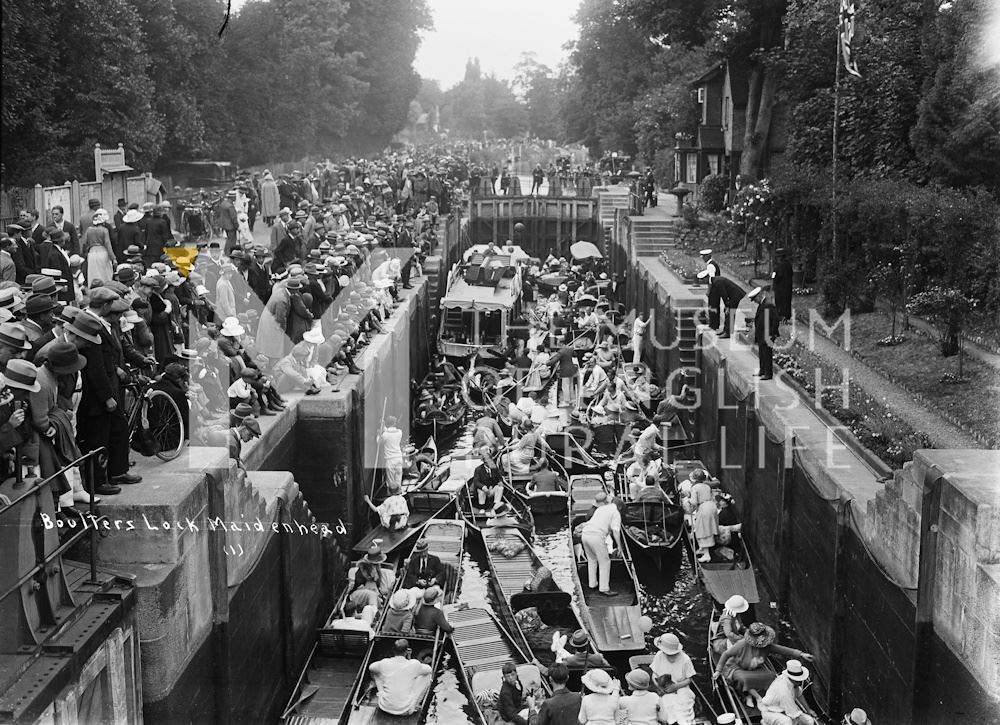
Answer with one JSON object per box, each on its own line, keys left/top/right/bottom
{"left": 463, "top": 243, "right": 530, "bottom": 265}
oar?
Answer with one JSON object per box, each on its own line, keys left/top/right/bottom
{"left": 369, "top": 398, "right": 388, "bottom": 499}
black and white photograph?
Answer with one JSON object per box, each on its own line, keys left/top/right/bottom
{"left": 1, "top": 0, "right": 998, "bottom": 723}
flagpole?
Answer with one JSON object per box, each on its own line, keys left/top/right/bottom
{"left": 832, "top": 1, "right": 841, "bottom": 264}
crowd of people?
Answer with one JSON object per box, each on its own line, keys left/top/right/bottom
{"left": 0, "top": 150, "right": 465, "bottom": 512}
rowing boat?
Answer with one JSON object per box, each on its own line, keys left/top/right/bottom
{"left": 447, "top": 605, "right": 552, "bottom": 725}
{"left": 545, "top": 431, "right": 603, "bottom": 473}
{"left": 627, "top": 654, "right": 717, "bottom": 724}
{"left": 674, "top": 459, "right": 760, "bottom": 606}
{"left": 504, "top": 453, "right": 569, "bottom": 516}
{"left": 567, "top": 473, "right": 646, "bottom": 656}
{"left": 336, "top": 517, "right": 466, "bottom": 725}
{"left": 620, "top": 499, "right": 686, "bottom": 566}
{"left": 453, "top": 455, "right": 536, "bottom": 537}
{"left": 351, "top": 488, "right": 457, "bottom": 558}
{"left": 412, "top": 376, "right": 466, "bottom": 445}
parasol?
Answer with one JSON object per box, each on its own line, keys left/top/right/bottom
{"left": 570, "top": 241, "right": 602, "bottom": 260}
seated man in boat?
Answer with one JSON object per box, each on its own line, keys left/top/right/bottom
{"left": 716, "top": 492, "right": 744, "bottom": 551}
{"left": 471, "top": 449, "right": 505, "bottom": 512}
{"left": 712, "top": 623, "right": 815, "bottom": 708}
{"left": 526, "top": 457, "right": 565, "bottom": 494}
{"left": 535, "top": 663, "right": 582, "bottom": 725}
{"left": 401, "top": 538, "right": 446, "bottom": 591}
{"left": 369, "top": 639, "right": 434, "bottom": 716}
{"left": 363, "top": 488, "right": 409, "bottom": 531}
{"left": 625, "top": 455, "right": 649, "bottom": 499}
{"left": 579, "top": 492, "right": 624, "bottom": 597}
{"left": 560, "top": 629, "right": 612, "bottom": 669}
{"left": 594, "top": 339, "right": 617, "bottom": 371}
{"left": 331, "top": 599, "right": 377, "bottom": 634}
{"left": 411, "top": 586, "right": 454, "bottom": 635}
{"left": 635, "top": 474, "right": 670, "bottom": 503}
{"left": 498, "top": 661, "right": 538, "bottom": 725}
{"left": 414, "top": 389, "right": 440, "bottom": 420}
{"left": 758, "top": 660, "right": 819, "bottom": 725}
{"left": 383, "top": 590, "right": 414, "bottom": 635}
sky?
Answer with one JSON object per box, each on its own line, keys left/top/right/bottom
{"left": 414, "top": 0, "right": 581, "bottom": 89}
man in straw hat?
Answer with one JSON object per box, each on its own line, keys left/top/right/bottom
{"left": 367, "top": 639, "right": 433, "bottom": 716}
{"left": 758, "top": 659, "right": 818, "bottom": 724}
{"left": 842, "top": 708, "right": 870, "bottom": 725}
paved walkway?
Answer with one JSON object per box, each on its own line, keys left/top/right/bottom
{"left": 659, "top": 248, "right": 983, "bottom": 450}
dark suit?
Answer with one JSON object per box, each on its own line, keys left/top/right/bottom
{"left": 401, "top": 552, "right": 445, "bottom": 588}
{"left": 143, "top": 216, "right": 173, "bottom": 265}
{"left": 754, "top": 300, "right": 779, "bottom": 377}
{"left": 10, "top": 236, "right": 37, "bottom": 283}
{"left": 34, "top": 241, "right": 74, "bottom": 303}
{"left": 78, "top": 317, "right": 130, "bottom": 483}
{"left": 708, "top": 276, "right": 747, "bottom": 334}
{"left": 772, "top": 260, "right": 793, "bottom": 321}
{"left": 55, "top": 221, "right": 81, "bottom": 257}
{"left": 247, "top": 261, "right": 272, "bottom": 305}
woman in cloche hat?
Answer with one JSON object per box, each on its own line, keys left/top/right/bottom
{"left": 652, "top": 632, "right": 697, "bottom": 725}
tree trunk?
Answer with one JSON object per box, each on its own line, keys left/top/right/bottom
{"left": 740, "top": 64, "right": 779, "bottom": 180}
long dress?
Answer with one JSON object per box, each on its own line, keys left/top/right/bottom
{"left": 260, "top": 178, "right": 281, "bottom": 218}
{"left": 82, "top": 226, "right": 114, "bottom": 284}
{"left": 652, "top": 651, "right": 697, "bottom": 725}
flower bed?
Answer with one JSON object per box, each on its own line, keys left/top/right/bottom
{"left": 773, "top": 345, "right": 934, "bottom": 468}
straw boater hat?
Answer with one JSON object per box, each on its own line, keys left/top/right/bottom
{"left": 390, "top": 590, "right": 412, "bottom": 610}
{"left": 747, "top": 286, "right": 764, "bottom": 301}
{"left": 717, "top": 715, "right": 737, "bottom": 725}
{"left": 783, "top": 659, "right": 810, "bottom": 682}
{"left": 413, "top": 538, "right": 429, "bottom": 553}
{"left": 845, "top": 708, "right": 870, "bottom": 724}
{"left": 625, "top": 669, "right": 651, "bottom": 691}
{"left": 3, "top": 359, "right": 41, "bottom": 392}
{"left": 0, "top": 322, "right": 32, "bottom": 351}
{"left": 744, "top": 622, "right": 776, "bottom": 648}
{"left": 220, "top": 317, "right": 245, "bottom": 337}
{"left": 361, "top": 544, "right": 386, "bottom": 564}
{"left": 700, "top": 248, "right": 713, "bottom": 256}
{"left": 724, "top": 594, "right": 750, "bottom": 614}
{"left": 654, "top": 633, "right": 683, "bottom": 655}
{"left": 580, "top": 669, "right": 616, "bottom": 695}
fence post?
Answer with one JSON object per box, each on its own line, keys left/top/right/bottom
{"left": 33, "top": 185, "right": 45, "bottom": 216}
{"left": 70, "top": 180, "right": 81, "bottom": 224}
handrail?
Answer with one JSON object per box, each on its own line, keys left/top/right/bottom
{"left": 0, "top": 446, "right": 108, "bottom": 514}
{"left": 0, "top": 446, "right": 109, "bottom": 606}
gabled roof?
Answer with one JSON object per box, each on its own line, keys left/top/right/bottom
{"left": 690, "top": 63, "right": 725, "bottom": 88}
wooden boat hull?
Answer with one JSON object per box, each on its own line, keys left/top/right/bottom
{"left": 456, "top": 463, "right": 536, "bottom": 537}
{"left": 447, "top": 606, "right": 550, "bottom": 725}
{"left": 412, "top": 414, "right": 464, "bottom": 445}
{"left": 684, "top": 516, "right": 760, "bottom": 606}
{"left": 627, "top": 654, "right": 716, "bottom": 724}
{"left": 351, "top": 491, "right": 457, "bottom": 556}
{"left": 337, "top": 518, "right": 466, "bottom": 725}
{"left": 567, "top": 474, "right": 646, "bottom": 656}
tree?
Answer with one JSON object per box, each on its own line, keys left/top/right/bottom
{"left": 513, "top": 54, "right": 563, "bottom": 140}
{"left": 907, "top": 286, "right": 977, "bottom": 378}
{"left": 911, "top": 0, "right": 1000, "bottom": 191}
{"left": 339, "top": 0, "right": 432, "bottom": 150}
{"left": 867, "top": 245, "right": 917, "bottom": 340}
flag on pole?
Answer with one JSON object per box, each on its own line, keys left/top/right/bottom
{"left": 839, "top": 0, "right": 862, "bottom": 77}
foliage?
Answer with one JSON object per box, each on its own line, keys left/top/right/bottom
{"left": 440, "top": 61, "right": 528, "bottom": 140}
{"left": 907, "top": 287, "right": 977, "bottom": 343}
{"left": 699, "top": 174, "right": 728, "bottom": 212}
{"left": 910, "top": 0, "right": 1000, "bottom": 191}
{"left": 866, "top": 244, "right": 918, "bottom": 337}
{"left": 513, "top": 54, "right": 564, "bottom": 140}
{"left": 1, "top": 0, "right": 429, "bottom": 185}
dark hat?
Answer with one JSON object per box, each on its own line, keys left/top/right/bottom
{"left": 66, "top": 313, "right": 103, "bottom": 344}
{"left": 413, "top": 538, "right": 429, "bottom": 553}
{"left": 58, "top": 305, "right": 81, "bottom": 324}
{"left": 45, "top": 340, "right": 87, "bottom": 374}
{"left": 117, "top": 267, "right": 137, "bottom": 283}
{"left": 241, "top": 417, "right": 262, "bottom": 437}
{"left": 744, "top": 622, "right": 776, "bottom": 648}
{"left": 568, "top": 629, "right": 590, "bottom": 650}
{"left": 48, "top": 229, "right": 65, "bottom": 242}
{"left": 89, "top": 287, "right": 120, "bottom": 305}
{"left": 26, "top": 296, "right": 58, "bottom": 316}
{"left": 30, "top": 276, "right": 57, "bottom": 296}
{"left": 231, "top": 402, "right": 255, "bottom": 424}
{"left": 361, "top": 543, "right": 387, "bottom": 564}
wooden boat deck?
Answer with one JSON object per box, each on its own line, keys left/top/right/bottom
{"left": 448, "top": 606, "right": 525, "bottom": 676}
{"left": 568, "top": 474, "right": 646, "bottom": 654}
{"left": 481, "top": 526, "right": 541, "bottom": 601}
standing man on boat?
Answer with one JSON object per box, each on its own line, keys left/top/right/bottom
{"left": 547, "top": 338, "right": 578, "bottom": 408}
{"left": 368, "top": 639, "right": 433, "bottom": 716}
{"left": 631, "top": 312, "right": 649, "bottom": 364}
{"left": 579, "top": 491, "right": 624, "bottom": 597}
{"left": 379, "top": 415, "right": 404, "bottom": 490}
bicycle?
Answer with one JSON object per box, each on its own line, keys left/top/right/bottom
{"left": 123, "top": 370, "right": 186, "bottom": 462}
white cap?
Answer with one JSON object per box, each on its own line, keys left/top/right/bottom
{"left": 747, "top": 286, "right": 764, "bottom": 300}
{"left": 700, "top": 248, "right": 713, "bottom": 256}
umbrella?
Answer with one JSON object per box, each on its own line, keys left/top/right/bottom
{"left": 570, "top": 241, "right": 602, "bottom": 260}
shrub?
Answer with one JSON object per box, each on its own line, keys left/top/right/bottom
{"left": 699, "top": 174, "right": 728, "bottom": 212}
{"left": 907, "top": 286, "right": 977, "bottom": 376}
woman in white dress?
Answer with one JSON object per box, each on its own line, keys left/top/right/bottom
{"left": 81, "top": 209, "right": 116, "bottom": 284}
{"left": 651, "top": 633, "right": 697, "bottom": 725}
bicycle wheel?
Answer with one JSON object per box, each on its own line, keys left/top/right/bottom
{"left": 145, "top": 389, "right": 186, "bottom": 461}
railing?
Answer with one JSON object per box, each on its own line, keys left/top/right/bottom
{"left": 0, "top": 446, "right": 109, "bottom": 606}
